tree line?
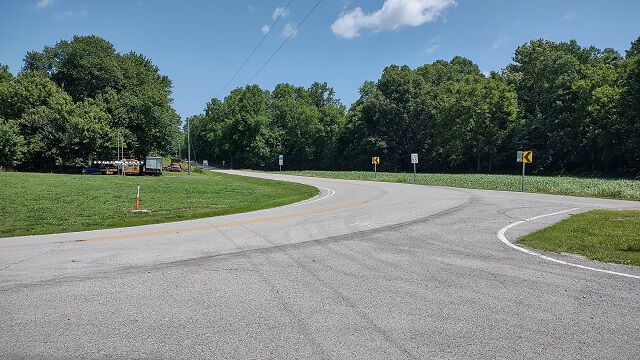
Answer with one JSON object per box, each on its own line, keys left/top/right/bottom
{"left": 1, "top": 35, "right": 638, "bottom": 177}
{"left": 0, "top": 35, "right": 181, "bottom": 171}
{"left": 188, "top": 37, "right": 640, "bottom": 176}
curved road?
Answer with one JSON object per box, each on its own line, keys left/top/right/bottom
{"left": 1, "top": 170, "right": 639, "bottom": 359}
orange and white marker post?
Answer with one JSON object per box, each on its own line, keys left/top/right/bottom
{"left": 135, "top": 184, "right": 140, "bottom": 210}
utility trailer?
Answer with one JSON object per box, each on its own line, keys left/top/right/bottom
{"left": 144, "top": 156, "right": 163, "bottom": 175}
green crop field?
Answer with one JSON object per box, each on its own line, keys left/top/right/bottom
{"left": 519, "top": 210, "right": 640, "bottom": 266}
{"left": 0, "top": 171, "right": 318, "bottom": 238}
{"left": 281, "top": 171, "right": 640, "bottom": 201}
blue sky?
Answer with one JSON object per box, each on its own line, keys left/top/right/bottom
{"left": 2, "top": 0, "right": 639, "bottom": 120}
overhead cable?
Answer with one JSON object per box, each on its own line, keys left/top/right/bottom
{"left": 245, "top": 0, "right": 323, "bottom": 86}
{"left": 216, "top": 0, "right": 294, "bottom": 98}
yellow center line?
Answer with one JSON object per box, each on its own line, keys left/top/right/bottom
{"left": 77, "top": 201, "right": 368, "bottom": 243}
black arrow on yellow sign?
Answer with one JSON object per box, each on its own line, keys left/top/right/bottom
{"left": 523, "top": 151, "right": 532, "bottom": 163}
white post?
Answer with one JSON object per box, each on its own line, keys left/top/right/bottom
{"left": 135, "top": 184, "right": 140, "bottom": 210}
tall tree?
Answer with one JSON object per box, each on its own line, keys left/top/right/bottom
{"left": 22, "top": 36, "right": 181, "bottom": 159}
{"left": 505, "top": 39, "right": 585, "bottom": 172}
{"left": 620, "top": 37, "right": 640, "bottom": 175}
{"left": 437, "top": 73, "right": 518, "bottom": 171}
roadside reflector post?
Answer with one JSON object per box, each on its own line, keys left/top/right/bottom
{"left": 135, "top": 184, "right": 140, "bottom": 210}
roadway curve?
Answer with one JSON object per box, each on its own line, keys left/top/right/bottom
{"left": 1, "top": 170, "right": 639, "bottom": 359}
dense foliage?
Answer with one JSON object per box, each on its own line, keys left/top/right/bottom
{"left": 188, "top": 37, "right": 640, "bottom": 176}
{"left": 2, "top": 35, "right": 639, "bottom": 177}
{"left": 0, "top": 35, "right": 181, "bottom": 171}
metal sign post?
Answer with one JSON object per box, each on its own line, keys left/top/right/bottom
{"left": 517, "top": 151, "right": 533, "bottom": 192}
{"left": 411, "top": 153, "right": 418, "bottom": 182}
{"left": 278, "top": 154, "right": 283, "bottom": 171}
{"left": 372, "top": 157, "right": 380, "bottom": 178}
{"left": 521, "top": 161, "right": 525, "bottom": 192}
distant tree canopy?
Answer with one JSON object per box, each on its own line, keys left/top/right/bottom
{"left": 187, "top": 36, "right": 640, "bottom": 177}
{"left": 186, "top": 82, "right": 346, "bottom": 170}
{"left": 0, "top": 35, "right": 181, "bottom": 171}
{"left": 2, "top": 35, "right": 639, "bottom": 177}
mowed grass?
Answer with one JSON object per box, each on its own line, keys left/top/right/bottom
{"left": 282, "top": 171, "right": 640, "bottom": 200}
{"left": 0, "top": 171, "right": 318, "bottom": 238}
{"left": 518, "top": 210, "right": 640, "bottom": 266}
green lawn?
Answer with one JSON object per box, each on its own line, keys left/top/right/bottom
{"left": 281, "top": 171, "right": 640, "bottom": 200}
{"left": 0, "top": 171, "right": 318, "bottom": 238}
{"left": 518, "top": 210, "right": 640, "bottom": 266}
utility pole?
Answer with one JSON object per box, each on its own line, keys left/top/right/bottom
{"left": 187, "top": 117, "right": 191, "bottom": 175}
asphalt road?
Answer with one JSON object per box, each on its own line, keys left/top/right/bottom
{"left": 1, "top": 170, "right": 639, "bottom": 359}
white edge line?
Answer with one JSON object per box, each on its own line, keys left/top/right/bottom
{"left": 277, "top": 186, "right": 335, "bottom": 209}
{"left": 497, "top": 208, "right": 640, "bottom": 280}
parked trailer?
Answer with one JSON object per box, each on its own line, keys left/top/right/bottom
{"left": 144, "top": 156, "right": 163, "bottom": 175}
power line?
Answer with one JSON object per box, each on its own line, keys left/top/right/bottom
{"left": 245, "top": 0, "right": 323, "bottom": 86}
{"left": 216, "top": 0, "right": 294, "bottom": 99}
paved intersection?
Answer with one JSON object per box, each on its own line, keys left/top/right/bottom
{"left": 1, "top": 171, "right": 639, "bottom": 359}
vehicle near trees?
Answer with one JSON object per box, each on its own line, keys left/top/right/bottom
{"left": 144, "top": 156, "right": 162, "bottom": 175}
{"left": 168, "top": 163, "right": 182, "bottom": 172}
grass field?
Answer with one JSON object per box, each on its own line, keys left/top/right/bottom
{"left": 281, "top": 171, "right": 640, "bottom": 200}
{"left": 0, "top": 171, "right": 318, "bottom": 238}
{"left": 518, "top": 210, "right": 640, "bottom": 266}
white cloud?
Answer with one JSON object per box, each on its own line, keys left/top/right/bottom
{"left": 281, "top": 23, "right": 298, "bottom": 38}
{"left": 493, "top": 34, "right": 510, "bottom": 49}
{"left": 272, "top": 6, "right": 289, "bottom": 20}
{"left": 563, "top": 12, "right": 577, "bottom": 20}
{"left": 424, "top": 44, "right": 440, "bottom": 54}
{"left": 423, "top": 36, "right": 440, "bottom": 53}
{"left": 331, "top": 0, "right": 457, "bottom": 39}
{"left": 261, "top": 25, "right": 271, "bottom": 34}
{"left": 54, "top": 10, "right": 86, "bottom": 20}
{"left": 55, "top": 10, "right": 73, "bottom": 19}
{"left": 248, "top": 4, "right": 256, "bottom": 12}
{"left": 35, "top": 0, "right": 54, "bottom": 9}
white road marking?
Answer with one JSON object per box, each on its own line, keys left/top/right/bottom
{"left": 497, "top": 208, "right": 640, "bottom": 280}
{"left": 277, "top": 186, "right": 335, "bottom": 209}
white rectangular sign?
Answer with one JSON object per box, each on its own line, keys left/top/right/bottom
{"left": 411, "top": 153, "right": 418, "bottom": 164}
{"left": 278, "top": 155, "right": 283, "bottom": 166}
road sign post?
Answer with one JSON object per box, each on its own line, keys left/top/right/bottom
{"left": 278, "top": 154, "right": 283, "bottom": 171}
{"left": 517, "top": 151, "right": 533, "bottom": 191}
{"left": 521, "top": 161, "right": 525, "bottom": 192}
{"left": 372, "top": 156, "right": 380, "bottom": 177}
{"left": 411, "top": 153, "right": 418, "bottom": 182}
